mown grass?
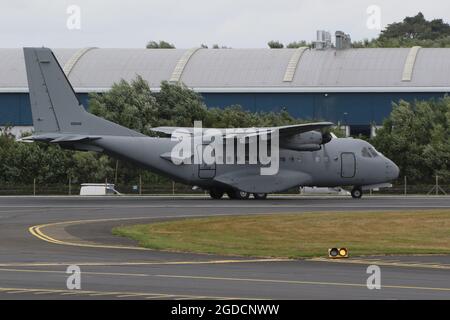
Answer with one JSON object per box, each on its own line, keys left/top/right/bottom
{"left": 112, "top": 210, "right": 450, "bottom": 258}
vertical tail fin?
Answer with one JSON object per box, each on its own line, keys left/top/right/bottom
{"left": 23, "top": 47, "right": 143, "bottom": 137}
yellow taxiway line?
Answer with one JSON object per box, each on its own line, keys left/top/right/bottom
{"left": 28, "top": 216, "right": 290, "bottom": 266}
{"left": 28, "top": 217, "right": 450, "bottom": 271}
{"left": 29, "top": 218, "right": 153, "bottom": 251}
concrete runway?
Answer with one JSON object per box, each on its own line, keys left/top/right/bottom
{"left": 0, "top": 195, "right": 449, "bottom": 300}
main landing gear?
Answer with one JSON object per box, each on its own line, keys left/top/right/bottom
{"left": 208, "top": 189, "right": 267, "bottom": 200}
{"left": 227, "top": 190, "right": 250, "bottom": 200}
{"left": 351, "top": 187, "right": 363, "bottom": 199}
{"left": 209, "top": 189, "right": 224, "bottom": 199}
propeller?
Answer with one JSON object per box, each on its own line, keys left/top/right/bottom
{"left": 321, "top": 131, "right": 333, "bottom": 144}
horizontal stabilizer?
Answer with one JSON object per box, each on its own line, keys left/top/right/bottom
{"left": 20, "top": 134, "right": 101, "bottom": 144}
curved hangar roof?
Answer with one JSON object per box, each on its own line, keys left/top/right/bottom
{"left": 1, "top": 47, "right": 450, "bottom": 93}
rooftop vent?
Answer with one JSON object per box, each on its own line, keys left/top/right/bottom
{"left": 335, "top": 31, "right": 351, "bottom": 50}
{"left": 313, "top": 30, "right": 332, "bottom": 50}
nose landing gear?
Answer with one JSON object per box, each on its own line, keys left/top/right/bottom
{"left": 351, "top": 187, "right": 363, "bottom": 199}
{"left": 253, "top": 193, "right": 268, "bottom": 200}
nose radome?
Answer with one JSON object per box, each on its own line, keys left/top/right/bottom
{"left": 393, "top": 163, "right": 400, "bottom": 179}
{"left": 387, "top": 160, "right": 400, "bottom": 180}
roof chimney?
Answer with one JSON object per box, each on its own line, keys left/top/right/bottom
{"left": 335, "top": 31, "right": 351, "bottom": 50}
{"left": 313, "top": 30, "right": 332, "bottom": 50}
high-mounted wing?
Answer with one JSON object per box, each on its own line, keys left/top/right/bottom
{"left": 151, "top": 122, "right": 334, "bottom": 139}
{"left": 273, "top": 122, "right": 334, "bottom": 137}
{"left": 150, "top": 126, "right": 193, "bottom": 136}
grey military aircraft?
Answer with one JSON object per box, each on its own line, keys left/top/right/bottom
{"left": 22, "top": 47, "right": 399, "bottom": 199}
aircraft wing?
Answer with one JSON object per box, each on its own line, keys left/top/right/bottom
{"left": 150, "top": 126, "right": 194, "bottom": 136}
{"left": 151, "top": 122, "right": 333, "bottom": 139}
{"left": 272, "top": 122, "right": 334, "bottom": 137}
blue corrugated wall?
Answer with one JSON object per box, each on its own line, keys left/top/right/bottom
{"left": 0, "top": 92, "right": 447, "bottom": 126}
{"left": 0, "top": 93, "right": 90, "bottom": 126}
{"left": 202, "top": 92, "right": 449, "bottom": 125}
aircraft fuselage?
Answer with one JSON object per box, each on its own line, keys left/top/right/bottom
{"left": 89, "top": 135, "right": 399, "bottom": 194}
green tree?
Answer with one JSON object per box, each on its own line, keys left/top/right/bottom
{"left": 354, "top": 12, "right": 450, "bottom": 48}
{"left": 0, "top": 129, "right": 72, "bottom": 185}
{"left": 372, "top": 97, "right": 450, "bottom": 183}
{"left": 379, "top": 12, "right": 450, "bottom": 41}
{"left": 89, "top": 76, "right": 159, "bottom": 135}
{"left": 211, "top": 44, "right": 230, "bottom": 49}
{"left": 286, "top": 41, "right": 310, "bottom": 48}
{"left": 155, "top": 81, "right": 208, "bottom": 127}
{"left": 67, "top": 152, "right": 114, "bottom": 183}
{"left": 146, "top": 40, "right": 175, "bottom": 49}
{"left": 267, "top": 40, "right": 284, "bottom": 49}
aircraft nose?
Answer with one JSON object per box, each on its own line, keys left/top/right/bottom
{"left": 386, "top": 160, "right": 400, "bottom": 180}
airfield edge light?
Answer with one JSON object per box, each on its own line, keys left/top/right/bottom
{"left": 328, "top": 247, "right": 348, "bottom": 259}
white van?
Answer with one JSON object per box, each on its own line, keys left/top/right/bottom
{"left": 79, "top": 183, "right": 121, "bottom": 196}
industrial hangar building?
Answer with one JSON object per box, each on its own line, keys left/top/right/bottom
{"left": 1, "top": 45, "right": 450, "bottom": 137}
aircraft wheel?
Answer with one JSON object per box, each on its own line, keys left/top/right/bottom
{"left": 209, "top": 189, "right": 224, "bottom": 199}
{"left": 226, "top": 190, "right": 237, "bottom": 199}
{"left": 253, "top": 193, "right": 268, "bottom": 200}
{"left": 238, "top": 191, "right": 250, "bottom": 199}
{"left": 351, "top": 187, "right": 363, "bottom": 199}
{"left": 227, "top": 190, "right": 250, "bottom": 200}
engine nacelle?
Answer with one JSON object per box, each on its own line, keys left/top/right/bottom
{"left": 280, "top": 131, "right": 332, "bottom": 151}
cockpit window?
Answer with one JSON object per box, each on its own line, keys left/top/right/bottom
{"left": 361, "top": 147, "right": 372, "bottom": 158}
{"left": 368, "top": 147, "right": 378, "bottom": 157}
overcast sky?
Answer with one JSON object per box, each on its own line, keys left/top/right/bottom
{"left": 1, "top": 0, "right": 450, "bottom": 48}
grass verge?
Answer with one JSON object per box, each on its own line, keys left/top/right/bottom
{"left": 112, "top": 210, "right": 450, "bottom": 258}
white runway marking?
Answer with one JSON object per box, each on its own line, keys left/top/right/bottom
{"left": 2, "top": 204, "right": 450, "bottom": 209}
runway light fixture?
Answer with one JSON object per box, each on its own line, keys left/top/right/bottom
{"left": 328, "top": 247, "right": 348, "bottom": 259}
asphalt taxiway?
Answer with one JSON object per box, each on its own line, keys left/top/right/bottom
{"left": 0, "top": 195, "right": 449, "bottom": 299}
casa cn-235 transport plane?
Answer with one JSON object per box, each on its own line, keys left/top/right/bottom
{"left": 22, "top": 47, "right": 399, "bottom": 200}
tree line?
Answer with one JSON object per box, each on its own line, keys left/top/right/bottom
{"left": 372, "top": 97, "right": 450, "bottom": 182}
{"left": 0, "top": 78, "right": 300, "bottom": 189}
{"left": 0, "top": 77, "right": 448, "bottom": 189}
{"left": 354, "top": 12, "right": 450, "bottom": 48}
{"left": 146, "top": 13, "right": 450, "bottom": 49}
